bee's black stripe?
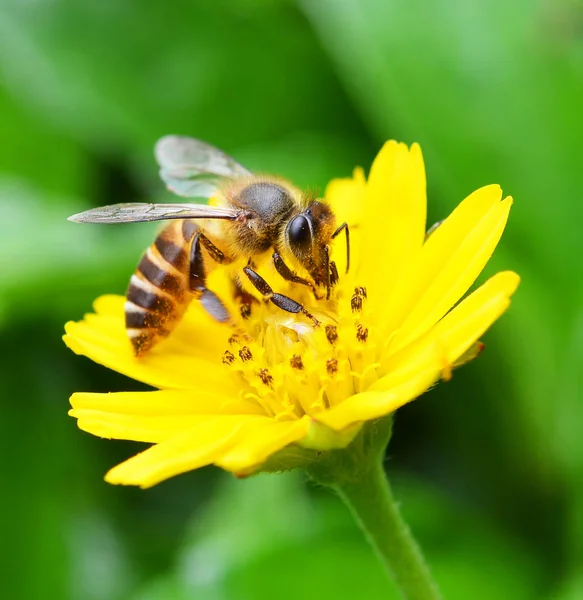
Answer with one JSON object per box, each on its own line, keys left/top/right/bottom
{"left": 127, "top": 281, "right": 176, "bottom": 314}
{"left": 138, "top": 254, "right": 184, "bottom": 294}
{"left": 128, "top": 328, "right": 170, "bottom": 356}
{"left": 125, "top": 308, "right": 165, "bottom": 329}
{"left": 154, "top": 235, "right": 189, "bottom": 272}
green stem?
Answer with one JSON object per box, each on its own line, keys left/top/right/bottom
{"left": 334, "top": 462, "right": 442, "bottom": 600}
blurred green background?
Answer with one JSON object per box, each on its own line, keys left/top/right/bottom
{"left": 1, "top": 0, "right": 581, "bottom": 598}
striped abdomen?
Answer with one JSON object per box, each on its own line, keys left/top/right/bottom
{"left": 125, "top": 220, "right": 197, "bottom": 356}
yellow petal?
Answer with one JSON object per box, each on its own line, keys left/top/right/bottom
{"left": 105, "top": 415, "right": 269, "bottom": 488}
{"left": 325, "top": 167, "right": 366, "bottom": 274}
{"left": 70, "top": 390, "right": 262, "bottom": 415}
{"left": 382, "top": 271, "right": 520, "bottom": 379}
{"left": 385, "top": 185, "right": 511, "bottom": 351}
{"left": 69, "top": 390, "right": 265, "bottom": 443}
{"left": 318, "top": 271, "right": 519, "bottom": 431}
{"left": 358, "top": 142, "right": 427, "bottom": 303}
{"left": 325, "top": 166, "right": 366, "bottom": 226}
{"left": 215, "top": 416, "right": 310, "bottom": 473}
{"left": 450, "top": 341, "right": 485, "bottom": 369}
{"left": 316, "top": 358, "right": 441, "bottom": 431}
{"left": 74, "top": 410, "right": 213, "bottom": 443}
{"left": 431, "top": 270, "right": 519, "bottom": 357}
{"left": 64, "top": 296, "right": 236, "bottom": 392}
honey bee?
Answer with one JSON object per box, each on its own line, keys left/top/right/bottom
{"left": 69, "top": 136, "right": 349, "bottom": 356}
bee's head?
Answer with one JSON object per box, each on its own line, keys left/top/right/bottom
{"left": 285, "top": 201, "right": 335, "bottom": 289}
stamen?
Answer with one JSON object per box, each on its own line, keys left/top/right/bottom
{"left": 356, "top": 324, "right": 369, "bottom": 343}
{"left": 290, "top": 354, "right": 304, "bottom": 370}
{"left": 258, "top": 368, "right": 274, "bottom": 387}
{"left": 326, "top": 358, "right": 338, "bottom": 375}
{"left": 325, "top": 324, "right": 338, "bottom": 345}
{"left": 222, "top": 350, "right": 235, "bottom": 365}
{"left": 351, "top": 286, "right": 368, "bottom": 312}
{"left": 239, "top": 346, "right": 253, "bottom": 362}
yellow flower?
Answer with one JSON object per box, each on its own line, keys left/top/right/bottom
{"left": 64, "top": 141, "right": 519, "bottom": 488}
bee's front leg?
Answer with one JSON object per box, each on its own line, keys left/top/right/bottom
{"left": 243, "top": 266, "right": 319, "bottom": 326}
{"left": 272, "top": 251, "right": 321, "bottom": 299}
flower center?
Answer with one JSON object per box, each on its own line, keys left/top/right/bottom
{"left": 221, "top": 285, "right": 382, "bottom": 421}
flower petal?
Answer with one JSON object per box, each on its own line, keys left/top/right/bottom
{"left": 69, "top": 390, "right": 265, "bottom": 443}
{"left": 358, "top": 141, "right": 427, "bottom": 302}
{"left": 384, "top": 185, "right": 511, "bottom": 351}
{"left": 385, "top": 270, "right": 520, "bottom": 375}
{"left": 74, "top": 410, "right": 212, "bottom": 443}
{"left": 215, "top": 416, "right": 310, "bottom": 473}
{"left": 64, "top": 295, "right": 236, "bottom": 392}
{"left": 325, "top": 167, "right": 366, "bottom": 227}
{"left": 105, "top": 415, "right": 269, "bottom": 488}
{"left": 325, "top": 167, "right": 366, "bottom": 273}
{"left": 70, "top": 390, "right": 262, "bottom": 416}
{"left": 318, "top": 270, "right": 519, "bottom": 431}
{"left": 316, "top": 359, "right": 440, "bottom": 431}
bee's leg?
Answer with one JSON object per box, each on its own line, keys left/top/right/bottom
{"left": 329, "top": 261, "right": 339, "bottom": 286}
{"left": 331, "top": 222, "right": 350, "bottom": 273}
{"left": 272, "top": 252, "right": 320, "bottom": 298}
{"left": 243, "top": 266, "right": 319, "bottom": 326}
{"left": 231, "top": 275, "right": 258, "bottom": 320}
{"left": 189, "top": 233, "right": 231, "bottom": 323}
{"left": 198, "top": 232, "right": 234, "bottom": 264}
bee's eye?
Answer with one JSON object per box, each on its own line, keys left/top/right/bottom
{"left": 287, "top": 215, "right": 312, "bottom": 253}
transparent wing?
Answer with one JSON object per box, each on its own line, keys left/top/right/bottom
{"left": 155, "top": 135, "right": 252, "bottom": 198}
{"left": 68, "top": 202, "right": 240, "bottom": 224}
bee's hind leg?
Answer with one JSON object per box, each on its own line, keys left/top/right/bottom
{"left": 243, "top": 266, "right": 319, "bottom": 327}
{"left": 190, "top": 232, "right": 231, "bottom": 324}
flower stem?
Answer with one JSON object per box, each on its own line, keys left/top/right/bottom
{"left": 333, "top": 462, "right": 442, "bottom": 600}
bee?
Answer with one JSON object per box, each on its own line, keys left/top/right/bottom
{"left": 69, "top": 136, "right": 349, "bottom": 356}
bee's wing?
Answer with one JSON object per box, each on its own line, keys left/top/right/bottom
{"left": 155, "top": 135, "right": 252, "bottom": 198}
{"left": 68, "top": 202, "right": 241, "bottom": 224}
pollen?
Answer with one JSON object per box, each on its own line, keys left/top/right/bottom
{"left": 290, "top": 354, "right": 304, "bottom": 370}
{"left": 258, "top": 368, "right": 274, "bottom": 386}
{"left": 326, "top": 358, "right": 339, "bottom": 375}
{"left": 222, "top": 350, "right": 235, "bottom": 365}
{"left": 351, "top": 287, "right": 367, "bottom": 312}
{"left": 239, "top": 346, "right": 253, "bottom": 362}
{"left": 325, "top": 324, "right": 338, "bottom": 345}
{"left": 217, "top": 278, "right": 384, "bottom": 422}
{"left": 356, "top": 324, "right": 369, "bottom": 343}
